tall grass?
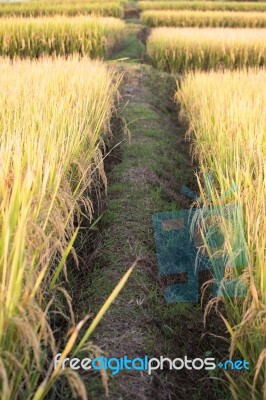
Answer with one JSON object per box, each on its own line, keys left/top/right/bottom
{"left": 147, "top": 28, "right": 266, "bottom": 73}
{"left": 141, "top": 9, "right": 266, "bottom": 27}
{"left": 176, "top": 69, "right": 266, "bottom": 400}
{"left": 0, "top": 16, "right": 125, "bottom": 58}
{"left": 138, "top": 1, "right": 266, "bottom": 11}
{"left": 0, "top": 56, "right": 122, "bottom": 399}
{"left": 0, "top": 1, "right": 124, "bottom": 18}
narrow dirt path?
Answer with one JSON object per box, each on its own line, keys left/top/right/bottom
{"left": 67, "top": 19, "right": 230, "bottom": 400}
{"left": 80, "top": 61, "right": 227, "bottom": 400}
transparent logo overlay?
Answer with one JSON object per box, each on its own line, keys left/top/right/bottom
{"left": 152, "top": 177, "right": 248, "bottom": 302}
{"left": 54, "top": 354, "right": 250, "bottom": 375}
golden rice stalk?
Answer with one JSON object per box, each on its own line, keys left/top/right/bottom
{"left": 139, "top": 0, "right": 266, "bottom": 12}
{"left": 141, "top": 10, "right": 266, "bottom": 28}
{"left": 0, "top": 16, "right": 125, "bottom": 58}
{"left": 176, "top": 69, "right": 266, "bottom": 399}
{"left": 0, "top": 56, "right": 121, "bottom": 399}
{"left": 147, "top": 27, "right": 266, "bottom": 72}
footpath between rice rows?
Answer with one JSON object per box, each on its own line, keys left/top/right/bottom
{"left": 74, "top": 20, "right": 229, "bottom": 400}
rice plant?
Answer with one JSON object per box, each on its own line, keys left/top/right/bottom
{"left": 138, "top": 1, "right": 266, "bottom": 11}
{"left": 176, "top": 69, "right": 266, "bottom": 400}
{"left": 0, "top": 56, "right": 123, "bottom": 400}
{"left": 0, "top": 1, "right": 124, "bottom": 18}
{"left": 147, "top": 27, "right": 266, "bottom": 73}
{"left": 0, "top": 16, "right": 125, "bottom": 58}
{"left": 141, "top": 9, "right": 266, "bottom": 27}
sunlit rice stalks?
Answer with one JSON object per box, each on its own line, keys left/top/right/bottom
{"left": 0, "top": 56, "right": 121, "bottom": 399}
{"left": 138, "top": 1, "right": 266, "bottom": 11}
{"left": 147, "top": 27, "right": 266, "bottom": 73}
{"left": 0, "top": 1, "right": 124, "bottom": 18}
{"left": 0, "top": 16, "right": 125, "bottom": 58}
{"left": 29, "top": 0, "right": 126, "bottom": 2}
{"left": 176, "top": 69, "right": 266, "bottom": 400}
{"left": 141, "top": 10, "right": 266, "bottom": 27}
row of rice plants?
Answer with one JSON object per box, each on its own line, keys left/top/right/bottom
{"left": 138, "top": 1, "right": 266, "bottom": 11}
{"left": 138, "top": 0, "right": 266, "bottom": 2}
{"left": 176, "top": 68, "right": 266, "bottom": 400}
{"left": 146, "top": 28, "right": 266, "bottom": 72}
{"left": 0, "top": 16, "right": 125, "bottom": 58}
{"left": 141, "top": 9, "right": 266, "bottom": 27}
{"left": 14, "top": 0, "right": 126, "bottom": 3}
{"left": 0, "top": 1, "right": 124, "bottom": 18}
{"left": 0, "top": 56, "right": 122, "bottom": 400}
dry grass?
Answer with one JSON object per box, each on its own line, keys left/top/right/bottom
{"left": 147, "top": 27, "right": 266, "bottom": 72}
{"left": 141, "top": 9, "right": 266, "bottom": 27}
{"left": 177, "top": 69, "right": 266, "bottom": 400}
{"left": 0, "top": 56, "right": 121, "bottom": 400}
{"left": 0, "top": 16, "right": 125, "bottom": 58}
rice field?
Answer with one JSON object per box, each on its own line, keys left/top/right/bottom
{"left": 0, "top": 56, "right": 121, "bottom": 400}
{"left": 138, "top": 1, "right": 266, "bottom": 11}
{"left": 0, "top": 0, "right": 265, "bottom": 398}
{"left": 141, "top": 9, "right": 266, "bottom": 27}
{"left": 0, "top": 1, "right": 124, "bottom": 18}
{"left": 0, "top": 16, "right": 125, "bottom": 58}
{"left": 177, "top": 69, "right": 266, "bottom": 399}
{"left": 147, "top": 28, "right": 266, "bottom": 72}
